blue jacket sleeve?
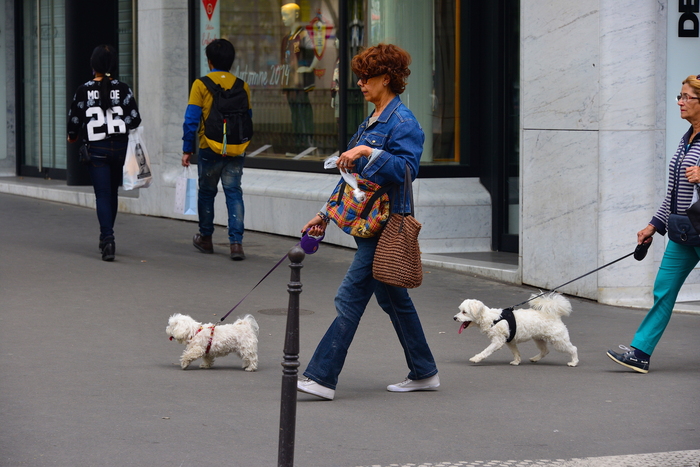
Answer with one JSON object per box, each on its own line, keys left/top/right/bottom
{"left": 182, "top": 104, "right": 202, "bottom": 153}
{"left": 361, "top": 118, "right": 424, "bottom": 184}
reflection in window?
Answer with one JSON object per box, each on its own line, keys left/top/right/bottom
{"left": 206, "top": 0, "right": 457, "bottom": 167}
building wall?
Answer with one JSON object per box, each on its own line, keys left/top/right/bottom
{"left": 520, "top": 0, "right": 700, "bottom": 307}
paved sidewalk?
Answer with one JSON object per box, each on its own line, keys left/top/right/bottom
{"left": 1, "top": 192, "right": 699, "bottom": 467}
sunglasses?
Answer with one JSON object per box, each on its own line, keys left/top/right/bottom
{"left": 357, "top": 73, "right": 382, "bottom": 84}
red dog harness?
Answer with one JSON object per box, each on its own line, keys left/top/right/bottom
{"left": 169, "top": 325, "right": 216, "bottom": 354}
{"left": 200, "top": 326, "right": 216, "bottom": 354}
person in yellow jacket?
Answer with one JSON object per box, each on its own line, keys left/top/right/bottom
{"left": 182, "top": 39, "right": 252, "bottom": 260}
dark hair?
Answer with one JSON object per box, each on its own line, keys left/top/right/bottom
{"left": 90, "top": 44, "right": 118, "bottom": 112}
{"left": 205, "top": 39, "right": 236, "bottom": 71}
{"left": 351, "top": 43, "right": 412, "bottom": 95}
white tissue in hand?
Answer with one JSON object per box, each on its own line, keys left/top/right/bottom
{"left": 324, "top": 155, "right": 339, "bottom": 169}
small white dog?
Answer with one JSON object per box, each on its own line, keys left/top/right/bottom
{"left": 166, "top": 313, "right": 259, "bottom": 371}
{"left": 453, "top": 293, "right": 579, "bottom": 367}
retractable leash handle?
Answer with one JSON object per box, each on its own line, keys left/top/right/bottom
{"left": 300, "top": 229, "right": 325, "bottom": 254}
{"left": 634, "top": 238, "right": 652, "bottom": 261}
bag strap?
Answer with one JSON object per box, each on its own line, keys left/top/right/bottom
{"left": 199, "top": 75, "right": 245, "bottom": 96}
{"left": 402, "top": 164, "right": 415, "bottom": 217}
{"left": 359, "top": 184, "right": 393, "bottom": 219}
{"left": 391, "top": 165, "right": 415, "bottom": 234}
{"left": 199, "top": 75, "right": 218, "bottom": 95}
{"left": 334, "top": 180, "right": 347, "bottom": 204}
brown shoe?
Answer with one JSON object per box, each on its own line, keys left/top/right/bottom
{"left": 193, "top": 234, "right": 213, "bottom": 253}
{"left": 230, "top": 243, "right": 245, "bottom": 260}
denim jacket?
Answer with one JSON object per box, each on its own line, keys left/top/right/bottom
{"left": 347, "top": 95, "right": 424, "bottom": 214}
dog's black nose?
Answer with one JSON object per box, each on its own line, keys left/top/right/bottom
{"left": 453, "top": 316, "right": 458, "bottom": 321}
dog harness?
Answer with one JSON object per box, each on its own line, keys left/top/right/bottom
{"left": 194, "top": 326, "right": 217, "bottom": 354}
{"left": 492, "top": 307, "right": 517, "bottom": 343}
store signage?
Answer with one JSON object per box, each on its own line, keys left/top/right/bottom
{"left": 679, "top": 0, "right": 699, "bottom": 37}
{"left": 200, "top": 0, "right": 220, "bottom": 75}
{"left": 666, "top": 1, "right": 700, "bottom": 163}
{"left": 203, "top": 0, "right": 218, "bottom": 22}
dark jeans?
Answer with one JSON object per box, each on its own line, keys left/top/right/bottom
{"left": 197, "top": 147, "right": 245, "bottom": 244}
{"left": 86, "top": 139, "right": 128, "bottom": 240}
{"left": 304, "top": 236, "right": 438, "bottom": 390}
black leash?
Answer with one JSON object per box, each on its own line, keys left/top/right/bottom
{"left": 219, "top": 252, "right": 290, "bottom": 323}
{"left": 495, "top": 240, "right": 652, "bottom": 342}
{"left": 507, "top": 241, "right": 651, "bottom": 310}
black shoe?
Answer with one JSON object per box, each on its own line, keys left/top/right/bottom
{"left": 606, "top": 345, "right": 649, "bottom": 373}
{"left": 101, "top": 237, "right": 115, "bottom": 262}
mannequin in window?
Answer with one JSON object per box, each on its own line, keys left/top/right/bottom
{"left": 281, "top": 2, "right": 317, "bottom": 153}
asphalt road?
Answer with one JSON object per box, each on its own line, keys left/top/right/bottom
{"left": 1, "top": 192, "right": 698, "bottom": 466}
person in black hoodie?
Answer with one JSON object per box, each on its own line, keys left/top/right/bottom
{"left": 68, "top": 44, "right": 141, "bottom": 261}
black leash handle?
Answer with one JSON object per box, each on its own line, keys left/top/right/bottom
{"left": 507, "top": 240, "right": 652, "bottom": 310}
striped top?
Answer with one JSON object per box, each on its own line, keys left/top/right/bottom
{"left": 651, "top": 127, "right": 700, "bottom": 236}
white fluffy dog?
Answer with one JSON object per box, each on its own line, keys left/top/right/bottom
{"left": 453, "top": 293, "right": 579, "bottom": 367}
{"left": 166, "top": 313, "right": 259, "bottom": 371}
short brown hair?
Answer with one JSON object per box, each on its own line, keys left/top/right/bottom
{"left": 351, "top": 44, "right": 412, "bottom": 95}
{"left": 682, "top": 75, "right": 700, "bottom": 95}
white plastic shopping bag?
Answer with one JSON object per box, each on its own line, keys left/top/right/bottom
{"left": 174, "top": 166, "right": 198, "bottom": 216}
{"left": 123, "top": 126, "right": 152, "bottom": 190}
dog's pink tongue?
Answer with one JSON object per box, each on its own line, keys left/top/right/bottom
{"left": 458, "top": 322, "right": 469, "bottom": 334}
{"left": 169, "top": 336, "right": 173, "bottom": 341}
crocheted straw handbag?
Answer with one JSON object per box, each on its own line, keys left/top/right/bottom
{"left": 372, "top": 165, "right": 423, "bottom": 288}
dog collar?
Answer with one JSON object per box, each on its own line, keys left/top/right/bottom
{"left": 492, "top": 307, "right": 517, "bottom": 343}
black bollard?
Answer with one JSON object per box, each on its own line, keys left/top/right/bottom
{"left": 278, "top": 245, "right": 305, "bottom": 467}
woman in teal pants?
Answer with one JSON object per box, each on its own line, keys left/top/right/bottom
{"left": 607, "top": 74, "right": 700, "bottom": 373}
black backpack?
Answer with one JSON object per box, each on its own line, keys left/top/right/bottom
{"left": 199, "top": 75, "right": 253, "bottom": 153}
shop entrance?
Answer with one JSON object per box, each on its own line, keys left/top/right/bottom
{"left": 17, "top": 0, "right": 134, "bottom": 185}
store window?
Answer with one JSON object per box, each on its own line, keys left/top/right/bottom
{"left": 22, "top": 0, "right": 67, "bottom": 175}
{"left": 194, "top": 0, "right": 458, "bottom": 171}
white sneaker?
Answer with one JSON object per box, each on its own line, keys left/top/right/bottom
{"left": 387, "top": 374, "right": 440, "bottom": 392}
{"left": 297, "top": 377, "right": 335, "bottom": 400}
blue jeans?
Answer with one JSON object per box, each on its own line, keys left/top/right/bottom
{"left": 196, "top": 147, "right": 245, "bottom": 244}
{"left": 304, "top": 236, "right": 438, "bottom": 390}
{"left": 632, "top": 239, "right": 700, "bottom": 355}
{"left": 87, "top": 139, "right": 128, "bottom": 240}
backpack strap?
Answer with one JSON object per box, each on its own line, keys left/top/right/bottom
{"left": 198, "top": 75, "right": 217, "bottom": 94}
{"left": 198, "top": 75, "right": 244, "bottom": 94}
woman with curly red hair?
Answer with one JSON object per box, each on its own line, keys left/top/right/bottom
{"left": 296, "top": 44, "right": 439, "bottom": 401}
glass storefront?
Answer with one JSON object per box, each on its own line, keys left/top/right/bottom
{"left": 12, "top": 0, "right": 518, "bottom": 251}
{"left": 22, "top": 0, "right": 67, "bottom": 174}
{"left": 18, "top": 0, "right": 134, "bottom": 178}
{"left": 195, "top": 0, "right": 458, "bottom": 168}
